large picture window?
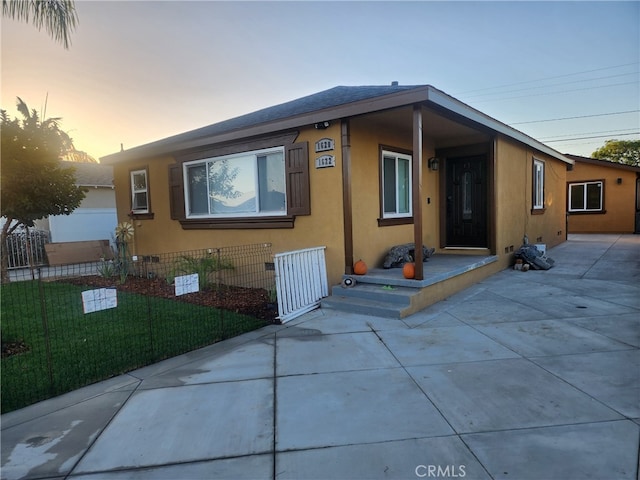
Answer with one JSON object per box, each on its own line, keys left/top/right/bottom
{"left": 381, "top": 150, "right": 412, "bottom": 218}
{"left": 130, "top": 169, "right": 149, "bottom": 214}
{"left": 568, "top": 181, "right": 603, "bottom": 212}
{"left": 184, "top": 148, "right": 286, "bottom": 218}
{"left": 532, "top": 158, "right": 545, "bottom": 211}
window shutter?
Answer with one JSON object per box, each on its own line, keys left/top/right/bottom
{"left": 168, "top": 163, "right": 185, "bottom": 220}
{"left": 286, "top": 142, "right": 310, "bottom": 216}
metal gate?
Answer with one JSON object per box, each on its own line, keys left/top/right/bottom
{"left": 274, "top": 246, "right": 328, "bottom": 323}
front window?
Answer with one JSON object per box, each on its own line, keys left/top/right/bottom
{"left": 569, "top": 181, "right": 603, "bottom": 212}
{"left": 382, "top": 150, "right": 412, "bottom": 218}
{"left": 130, "top": 169, "right": 149, "bottom": 214}
{"left": 184, "top": 148, "right": 286, "bottom": 218}
{"left": 533, "top": 158, "right": 545, "bottom": 210}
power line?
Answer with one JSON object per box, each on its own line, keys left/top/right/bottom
{"left": 462, "top": 72, "right": 638, "bottom": 100}
{"left": 543, "top": 132, "right": 640, "bottom": 143}
{"left": 510, "top": 110, "right": 640, "bottom": 125}
{"left": 453, "top": 62, "right": 639, "bottom": 96}
{"left": 469, "top": 81, "right": 638, "bottom": 104}
{"left": 539, "top": 128, "right": 639, "bottom": 140}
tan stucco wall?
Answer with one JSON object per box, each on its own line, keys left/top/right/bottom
{"left": 111, "top": 117, "right": 570, "bottom": 292}
{"left": 112, "top": 124, "right": 347, "bottom": 286}
{"left": 348, "top": 115, "right": 438, "bottom": 270}
{"left": 494, "top": 137, "right": 568, "bottom": 267}
{"left": 566, "top": 162, "right": 637, "bottom": 233}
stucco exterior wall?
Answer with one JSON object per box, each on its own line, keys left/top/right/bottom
{"left": 348, "top": 114, "right": 438, "bottom": 270}
{"left": 566, "top": 162, "right": 637, "bottom": 233}
{"left": 494, "top": 137, "right": 567, "bottom": 266}
{"left": 112, "top": 125, "right": 347, "bottom": 287}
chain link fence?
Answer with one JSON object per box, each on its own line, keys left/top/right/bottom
{"left": 1, "top": 243, "right": 276, "bottom": 413}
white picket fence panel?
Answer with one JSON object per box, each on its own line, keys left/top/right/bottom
{"left": 274, "top": 246, "right": 328, "bottom": 323}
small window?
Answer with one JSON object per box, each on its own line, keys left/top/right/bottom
{"left": 381, "top": 150, "right": 412, "bottom": 218}
{"left": 184, "top": 147, "right": 286, "bottom": 218}
{"left": 569, "top": 181, "right": 603, "bottom": 212}
{"left": 532, "top": 159, "right": 545, "bottom": 210}
{"left": 130, "top": 169, "right": 149, "bottom": 214}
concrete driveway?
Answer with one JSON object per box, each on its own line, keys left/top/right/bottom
{"left": 2, "top": 234, "right": 639, "bottom": 480}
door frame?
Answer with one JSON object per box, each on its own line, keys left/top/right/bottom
{"left": 437, "top": 142, "right": 496, "bottom": 253}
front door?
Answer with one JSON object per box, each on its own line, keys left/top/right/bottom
{"left": 445, "top": 155, "right": 487, "bottom": 247}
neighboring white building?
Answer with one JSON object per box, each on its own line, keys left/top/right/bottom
{"left": 35, "top": 162, "right": 117, "bottom": 245}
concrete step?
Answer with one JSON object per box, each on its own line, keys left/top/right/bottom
{"left": 330, "top": 283, "right": 414, "bottom": 306}
{"left": 321, "top": 295, "right": 408, "bottom": 318}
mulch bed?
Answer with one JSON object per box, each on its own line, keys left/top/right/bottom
{"left": 1, "top": 340, "right": 30, "bottom": 359}
{"left": 60, "top": 275, "right": 279, "bottom": 323}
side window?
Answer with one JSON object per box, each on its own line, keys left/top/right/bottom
{"left": 532, "top": 158, "right": 545, "bottom": 211}
{"left": 568, "top": 181, "right": 603, "bottom": 212}
{"left": 130, "top": 169, "right": 149, "bottom": 214}
{"left": 381, "top": 150, "right": 412, "bottom": 218}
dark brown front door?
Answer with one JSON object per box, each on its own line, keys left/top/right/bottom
{"left": 446, "top": 155, "right": 488, "bottom": 247}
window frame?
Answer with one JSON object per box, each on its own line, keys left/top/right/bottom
{"left": 130, "top": 168, "right": 151, "bottom": 216}
{"left": 183, "top": 146, "right": 287, "bottom": 220}
{"left": 568, "top": 180, "right": 605, "bottom": 213}
{"left": 532, "top": 158, "right": 545, "bottom": 213}
{"left": 380, "top": 148, "right": 413, "bottom": 221}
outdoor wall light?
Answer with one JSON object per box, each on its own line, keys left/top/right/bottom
{"left": 314, "top": 121, "right": 330, "bottom": 130}
{"left": 617, "top": 178, "right": 622, "bottom": 184}
{"left": 428, "top": 157, "right": 440, "bottom": 171}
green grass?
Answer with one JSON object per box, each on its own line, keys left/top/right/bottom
{"left": 1, "top": 280, "right": 265, "bottom": 413}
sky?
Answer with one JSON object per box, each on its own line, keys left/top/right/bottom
{"left": 1, "top": 1, "right": 638, "bottom": 161}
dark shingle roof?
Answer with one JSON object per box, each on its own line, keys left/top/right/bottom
{"left": 151, "top": 85, "right": 424, "bottom": 145}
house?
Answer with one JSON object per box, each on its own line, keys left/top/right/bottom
{"left": 101, "top": 84, "right": 573, "bottom": 315}
{"left": 565, "top": 154, "right": 640, "bottom": 234}
{"left": 35, "top": 161, "right": 117, "bottom": 245}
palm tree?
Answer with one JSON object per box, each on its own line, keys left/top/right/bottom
{"left": 2, "top": 0, "right": 78, "bottom": 49}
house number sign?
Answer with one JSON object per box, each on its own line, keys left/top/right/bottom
{"left": 315, "top": 155, "right": 335, "bottom": 169}
{"left": 315, "top": 138, "right": 334, "bottom": 152}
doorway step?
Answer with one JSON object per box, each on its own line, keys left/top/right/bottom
{"left": 321, "top": 254, "right": 499, "bottom": 318}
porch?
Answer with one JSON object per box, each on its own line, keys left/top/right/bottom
{"left": 322, "top": 253, "right": 499, "bottom": 318}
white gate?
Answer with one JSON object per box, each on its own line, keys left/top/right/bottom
{"left": 274, "top": 246, "right": 328, "bottom": 323}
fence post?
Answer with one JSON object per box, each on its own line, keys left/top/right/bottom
{"left": 37, "top": 268, "right": 55, "bottom": 393}
{"left": 216, "top": 248, "right": 225, "bottom": 339}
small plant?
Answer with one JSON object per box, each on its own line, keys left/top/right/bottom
{"left": 96, "top": 258, "right": 116, "bottom": 278}
{"left": 268, "top": 287, "right": 277, "bottom": 303}
{"left": 167, "top": 253, "right": 234, "bottom": 290}
{"left": 114, "top": 222, "right": 134, "bottom": 284}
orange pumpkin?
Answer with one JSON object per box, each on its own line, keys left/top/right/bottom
{"left": 402, "top": 262, "right": 415, "bottom": 279}
{"left": 353, "top": 259, "right": 368, "bottom": 275}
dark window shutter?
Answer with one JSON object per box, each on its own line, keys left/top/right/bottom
{"left": 168, "top": 163, "right": 185, "bottom": 220}
{"left": 286, "top": 142, "right": 310, "bottom": 216}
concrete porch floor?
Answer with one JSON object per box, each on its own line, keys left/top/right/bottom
{"left": 347, "top": 253, "right": 499, "bottom": 288}
{"left": 1, "top": 234, "right": 638, "bottom": 480}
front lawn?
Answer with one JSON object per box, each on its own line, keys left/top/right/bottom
{"left": 1, "top": 279, "right": 266, "bottom": 413}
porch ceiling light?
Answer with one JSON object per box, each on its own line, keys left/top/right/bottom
{"left": 428, "top": 157, "right": 440, "bottom": 171}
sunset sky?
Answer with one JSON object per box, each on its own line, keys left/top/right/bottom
{"left": 2, "top": 1, "right": 638, "bottom": 161}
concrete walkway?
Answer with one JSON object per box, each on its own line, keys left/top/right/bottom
{"left": 2, "top": 234, "right": 639, "bottom": 480}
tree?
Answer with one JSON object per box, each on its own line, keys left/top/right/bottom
{"left": 1, "top": 97, "right": 86, "bottom": 282}
{"left": 2, "top": 0, "right": 78, "bottom": 49}
{"left": 591, "top": 139, "right": 640, "bottom": 167}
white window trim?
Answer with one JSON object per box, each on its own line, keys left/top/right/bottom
{"left": 130, "top": 169, "right": 149, "bottom": 214}
{"left": 568, "top": 181, "right": 603, "bottom": 212}
{"left": 381, "top": 150, "right": 413, "bottom": 219}
{"left": 533, "top": 158, "right": 545, "bottom": 210}
{"left": 183, "top": 146, "right": 286, "bottom": 219}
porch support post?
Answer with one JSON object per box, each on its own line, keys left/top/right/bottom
{"left": 412, "top": 104, "right": 424, "bottom": 280}
{"left": 341, "top": 119, "right": 354, "bottom": 275}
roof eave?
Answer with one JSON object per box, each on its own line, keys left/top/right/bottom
{"left": 100, "top": 87, "right": 432, "bottom": 164}
{"left": 424, "top": 87, "right": 574, "bottom": 166}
